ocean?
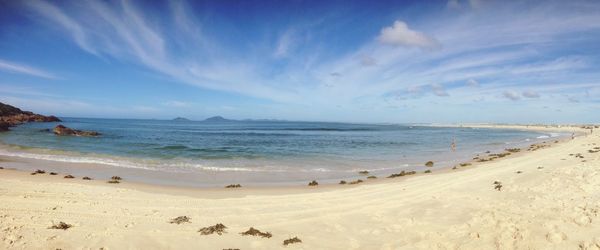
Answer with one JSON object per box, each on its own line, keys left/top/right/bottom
{"left": 0, "top": 118, "right": 562, "bottom": 187}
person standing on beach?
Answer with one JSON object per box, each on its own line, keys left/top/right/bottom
{"left": 572, "top": 133, "right": 575, "bottom": 140}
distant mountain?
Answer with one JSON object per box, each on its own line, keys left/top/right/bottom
{"left": 172, "top": 117, "right": 190, "bottom": 121}
{"left": 203, "top": 116, "right": 234, "bottom": 122}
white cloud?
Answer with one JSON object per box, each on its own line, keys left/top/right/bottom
{"left": 502, "top": 91, "right": 520, "bottom": 101}
{"left": 0, "top": 59, "right": 57, "bottom": 79}
{"left": 162, "top": 101, "right": 190, "bottom": 107}
{"left": 431, "top": 83, "right": 449, "bottom": 97}
{"left": 522, "top": 90, "right": 540, "bottom": 98}
{"left": 567, "top": 96, "right": 579, "bottom": 103}
{"left": 466, "top": 79, "right": 479, "bottom": 87}
{"left": 378, "top": 21, "right": 440, "bottom": 50}
{"left": 360, "top": 55, "right": 377, "bottom": 66}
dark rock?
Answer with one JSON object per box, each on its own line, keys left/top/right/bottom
{"left": 0, "top": 121, "right": 9, "bottom": 132}
{"left": 0, "top": 102, "right": 61, "bottom": 132}
{"left": 53, "top": 125, "right": 100, "bottom": 137}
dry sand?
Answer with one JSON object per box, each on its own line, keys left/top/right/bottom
{"left": 1, "top": 125, "right": 600, "bottom": 249}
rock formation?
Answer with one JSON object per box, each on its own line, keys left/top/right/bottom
{"left": 0, "top": 102, "right": 61, "bottom": 131}
{"left": 53, "top": 125, "right": 100, "bottom": 137}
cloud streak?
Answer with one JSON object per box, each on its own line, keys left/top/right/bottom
{"left": 7, "top": 0, "right": 600, "bottom": 122}
{"left": 0, "top": 59, "right": 57, "bottom": 79}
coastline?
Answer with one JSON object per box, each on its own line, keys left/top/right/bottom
{"left": 0, "top": 123, "right": 570, "bottom": 188}
{"left": 2, "top": 124, "right": 600, "bottom": 249}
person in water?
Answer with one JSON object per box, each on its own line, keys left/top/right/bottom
{"left": 451, "top": 138, "right": 456, "bottom": 152}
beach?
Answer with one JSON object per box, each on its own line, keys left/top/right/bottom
{"left": 1, "top": 125, "right": 599, "bottom": 249}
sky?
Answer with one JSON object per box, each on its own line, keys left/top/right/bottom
{"left": 0, "top": 0, "right": 599, "bottom": 124}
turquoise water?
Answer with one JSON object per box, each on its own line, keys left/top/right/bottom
{"left": 0, "top": 118, "right": 560, "bottom": 186}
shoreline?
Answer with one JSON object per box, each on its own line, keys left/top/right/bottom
{"left": 0, "top": 124, "right": 586, "bottom": 195}
{"left": 1, "top": 124, "right": 599, "bottom": 249}
{"left": 0, "top": 124, "right": 576, "bottom": 190}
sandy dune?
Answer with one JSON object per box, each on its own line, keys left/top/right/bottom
{"left": 1, "top": 125, "right": 600, "bottom": 249}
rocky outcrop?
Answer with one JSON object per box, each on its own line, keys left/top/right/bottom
{"left": 0, "top": 121, "right": 9, "bottom": 132}
{"left": 53, "top": 125, "right": 100, "bottom": 137}
{"left": 0, "top": 102, "right": 61, "bottom": 131}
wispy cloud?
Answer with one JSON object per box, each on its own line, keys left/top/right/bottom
{"left": 10, "top": 0, "right": 600, "bottom": 122}
{"left": 466, "top": 79, "right": 479, "bottom": 87}
{"left": 502, "top": 91, "right": 520, "bottom": 101}
{"left": 0, "top": 59, "right": 57, "bottom": 79}
{"left": 162, "top": 101, "right": 190, "bottom": 108}
{"left": 274, "top": 30, "right": 296, "bottom": 59}
{"left": 431, "top": 83, "right": 449, "bottom": 97}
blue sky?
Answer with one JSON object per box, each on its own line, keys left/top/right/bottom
{"left": 0, "top": 0, "right": 599, "bottom": 123}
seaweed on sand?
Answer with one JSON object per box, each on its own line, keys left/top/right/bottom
{"left": 64, "top": 175, "right": 75, "bottom": 179}
{"left": 32, "top": 169, "right": 46, "bottom": 175}
{"left": 82, "top": 176, "right": 92, "bottom": 180}
{"left": 358, "top": 170, "right": 369, "bottom": 175}
{"left": 283, "top": 236, "right": 302, "bottom": 246}
{"left": 367, "top": 175, "right": 377, "bottom": 179}
{"left": 425, "top": 161, "right": 434, "bottom": 167}
{"left": 107, "top": 180, "right": 120, "bottom": 184}
{"left": 349, "top": 179, "right": 363, "bottom": 185}
{"left": 111, "top": 176, "right": 122, "bottom": 180}
{"left": 387, "top": 170, "right": 416, "bottom": 178}
{"left": 240, "top": 227, "right": 272, "bottom": 238}
{"left": 198, "top": 223, "right": 227, "bottom": 235}
{"left": 493, "top": 181, "right": 502, "bottom": 191}
{"left": 424, "top": 170, "right": 432, "bottom": 173}
{"left": 49, "top": 222, "right": 72, "bottom": 230}
{"left": 170, "top": 216, "right": 191, "bottom": 224}
{"left": 49, "top": 172, "right": 58, "bottom": 175}
{"left": 339, "top": 180, "right": 347, "bottom": 184}
{"left": 308, "top": 180, "right": 318, "bottom": 186}
{"left": 225, "top": 184, "right": 242, "bottom": 188}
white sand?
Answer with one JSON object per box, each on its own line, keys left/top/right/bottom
{"left": 1, "top": 125, "right": 599, "bottom": 249}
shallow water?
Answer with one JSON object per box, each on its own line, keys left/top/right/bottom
{"left": 0, "top": 118, "right": 562, "bottom": 186}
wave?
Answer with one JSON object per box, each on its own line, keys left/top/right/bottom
{"left": 280, "top": 128, "right": 378, "bottom": 131}
{"left": 157, "top": 145, "right": 190, "bottom": 150}
{"left": 0, "top": 147, "right": 262, "bottom": 172}
{"left": 536, "top": 132, "right": 563, "bottom": 139}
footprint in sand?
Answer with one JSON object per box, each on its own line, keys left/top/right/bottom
{"left": 546, "top": 230, "right": 567, "bottom": 243}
